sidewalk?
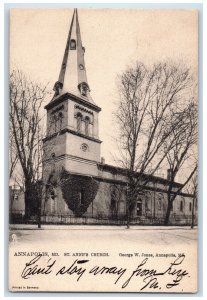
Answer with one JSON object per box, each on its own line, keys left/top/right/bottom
{"left": 9, "top": 224, "right": 197, "bottom": 231}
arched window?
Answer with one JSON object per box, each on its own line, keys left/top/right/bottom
{"left": 111, "top": 189, "right": 117, "bottom": 217}
{"left": 158, "top": 198, "right": 162, "bottom": 211}
{"left": 78, "top": 82, "right": 89, "bottom": 97}
{"left": 137, "top": 199, "right": 142, "bottom": 216}
{"left": 85, "top": 116, "right": 90, "bottom": 135}
{"left": 54, "top": 115, "right": 58, "bottom": 133}
{"left": 50, "top": 189, "right": 55, "bottom": 200}
{"left": 82, "top": 85, "right": 87, "bottom": 96}
{"left": 14, "top": 193, "right": 18, "bottom": 201}
{"left": 76, "top": 113, "right": 82, "bottom": 132}
{"left": 79, "top": 191, "right": 84, "bottom": 205}
{"left": 49, "top": 115, "right": 55, "bottom": 134}
{"left": 180, "top": 200, "right": 183, "bottom": 212}
{"left": 49, "top": 187, "right": 57, "bottom": 213}
{"left": 53, "top": 81, "right": 63, "bottom": 96}
{"left": 189, "top": 202, "right": 192, "bottom": 211}
{"left": 111, "top": 190, "right": 116, "bottom": 207}
{"left": 145, "top": 199, "right": 149, "bottom": 211}
{"left": 51, "top": 153, "right": 56, "bottom": 159}
{"left": 58, "top": 112, "right": 63, "bottom": 131}
{"left": 70, "top": 39, "right": 76, "bottom": 50}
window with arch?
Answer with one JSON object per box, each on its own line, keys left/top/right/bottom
{"left": 82, "top": 85, "right": 87, "bottom": 96}
{"left": 111, "top": 190, "right": 116, "bottom": 207}
{"left": 158, "top": 198, "right": 162, "bottom": 211}
{"left": 79, "top": 190, "right": 84, "bottom": 205}
{"left": 76, "top": 113, "right": 82, "bottom": 132}
{"left": 85, "top": 116, "right": 90, "bottom": 135}
{"left": 58, "top": 112, "right": 63, "bottom": 131}
{"left": 49, "top": 187, "right": 57, "bottom": 213}
{"left": 50, "top": 188, "right": 56, "bottom": 200}
{"left": 51, "top": 153, "right": 56, "bottom": 159}
{"left": 189, "top": 202, "right": 192, "bottom": 211}
{"left": 78, "top": 82, "right": 89, "bottom": 97}
{"left": 110, "top": 188, "right": 118, "bottom": 217}
{"left": 137, "top": 199, "right": 142, "bottom": 216}
{"left": 180, "top": 200, "right": 184, "bottom": 212}
{"left": 70, "top": 39, "right": 76, "bottom": 50}
{"left": 14, "top": 193, "right": 18, "bottom": 201}
{"left": 145, "top": 199, "right": 149, "bottom": 211}
{"left": 49, "top": 115, "right": 55, "bottom": 134}
{"left": 53, "top": 115, "right": 58, "bottom": 133}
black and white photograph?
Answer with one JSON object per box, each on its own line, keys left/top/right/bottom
{"left": 8, "top": 7, "right": 198, "bottom": 293}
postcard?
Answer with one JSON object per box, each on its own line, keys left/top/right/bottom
{"left": 9, "top": 8, "right": 198, "bottom": 293}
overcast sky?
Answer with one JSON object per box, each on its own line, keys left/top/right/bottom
{"left": 10, "top": 8, "right": 198, "bottom": 175}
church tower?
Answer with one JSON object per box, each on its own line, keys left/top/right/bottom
{"left": 42, "top": 9, "right": 102, "bottom": 216}
{"left": 43, "top": 9, "right": 102, "bottom": 179}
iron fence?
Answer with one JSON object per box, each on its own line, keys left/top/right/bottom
{"left": 9, "top": 212, "right": 197, "bottom": 226}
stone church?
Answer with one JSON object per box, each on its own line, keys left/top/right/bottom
{"left": 41, "top": 9, "right": 196, "bottom": 225}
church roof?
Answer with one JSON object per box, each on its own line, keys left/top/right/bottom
{"left": 51, "top": 9, "right": 96, "bottom": 104}
{"left": 97, "top": 162, "right": 183, "bottom": 188}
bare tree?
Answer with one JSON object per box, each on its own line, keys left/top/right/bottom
{"left": 163, "top": 101, "right": 198, "bottom": 225}
{"left": 9, "top": 128, "right": 19, "bottom": 179}
{"left": 186, "top": 171, "right": 198, "bottom": 229}
{"left": 114, "top": 62, "right": 196, "bottom": 227}
{"left": 191, "top": 174, "right": 198, "bottom": 229}
{"left": 9, "top": 69, "right": 49, "bottom": 220}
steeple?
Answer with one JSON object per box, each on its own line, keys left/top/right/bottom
{"left": 53, "top": 9, "right": 93, "bottom": 102}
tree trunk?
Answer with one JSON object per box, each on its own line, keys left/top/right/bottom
{"left": 191, "top": 196, "right": 195, "bottom": 229}
{"left": 164, "top": 200, "right": 172, "bottom": 226}
{"left": 37, "top": 207, "right": 41, "bottom": 228}
{"left": 24, "top": 195, "right": 31, "bottom": 221}
{"left": 126, "top": 196, "right": 130, "bottom": 229}
{"left": 24, "top": 180, "right": 33, "bottom": 221}
{"left": 37, "top": 188, "right": 42, "bottom": 228}
{"left": 126, "top": 208, "right": 130, "bottom": 229}
{"left": 126, "top": 175, "right": 135, "bottom": 229}
{"left": 126, "top": 182, "right": 130, "bottom": 229}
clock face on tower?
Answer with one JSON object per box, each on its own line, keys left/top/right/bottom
{"left": 81, "top": 143, "right": 89, "bottom": 152}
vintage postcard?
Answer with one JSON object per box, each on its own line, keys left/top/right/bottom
{"left": 9, "top": 8, "right": 198, "bottom": 293}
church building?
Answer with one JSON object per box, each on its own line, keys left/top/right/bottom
{"left": 42, "top": 9, "right": 196, "bottom": 225}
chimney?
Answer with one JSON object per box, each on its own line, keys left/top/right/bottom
{"left": 101, "top": 157, "right": 105, "bottom": 164}
{"left": 167, "top": 169, "right": 173, "bottom": 181}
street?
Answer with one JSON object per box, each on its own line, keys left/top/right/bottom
{"left": 9, "top": 225, "right": 197, "bottom": 247}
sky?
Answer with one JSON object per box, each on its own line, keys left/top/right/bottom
{"left": 10, "top": 8, "right": 198, "bottom": 179}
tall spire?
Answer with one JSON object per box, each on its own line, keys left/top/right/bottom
{"left": 53, "top": 9, "right": 93, "bottom": 102}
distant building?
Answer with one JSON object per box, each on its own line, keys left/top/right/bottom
{"left": 41, "top": 9, "right": 197, "bottom": 225}
{"left": 9, "top": 185, "right": 25, "bottom": 222}
{"left": 9, "top": 182, "right": 42, "bottom": 223}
